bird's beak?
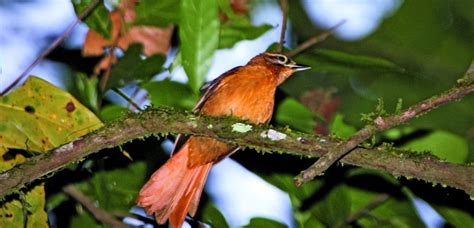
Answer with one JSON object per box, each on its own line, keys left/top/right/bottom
{"left": 290, "top": 64, "right": 311, "bottom": 72}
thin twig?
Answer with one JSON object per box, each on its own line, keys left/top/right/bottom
{"left": 63, "top": 185, "right": 129, "bottom": 228}
{"left": 335, "top": 194, "right": 390, "bottom": 227}
{"left": 285, "top": 20, "right": 346, "bottom": 58}
{"left": 277, "top": 0, "right": 289, "bottom": 53}
{"left": 0, "top": 0, "right": 102, "bottom": 96}
{"left": 294, "top": 64, "right": 474, "bottom": 186}
{"left": 99, "top": 46, "right": 117, "bottom": 93}
{"left": 112, "top": 88, "right": 143, "bottom": 111}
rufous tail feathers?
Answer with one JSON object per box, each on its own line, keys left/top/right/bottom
{"left": 137, "top": 143, "right": 212, "bottom": 228}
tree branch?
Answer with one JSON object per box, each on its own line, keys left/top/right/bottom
{"left": 285, "top": 20, "right": 345, "bottom": 58}
{"left": 63, "top": 185, "right": 128, "bottom": 228}
{"left": 0, "top": 102, "right": 473, "bottom": 199}
{"left": 294, "top": 64, "right": 474, "bottom": 186}
{"left": 0, "top": 0, "right": 102, "bottom": 95}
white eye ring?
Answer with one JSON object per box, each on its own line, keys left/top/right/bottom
{"left": 276, "top": 55, "right": 287, "bottom": 63}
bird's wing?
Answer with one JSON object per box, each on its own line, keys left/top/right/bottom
{"left": 171, "top": 66, "right": 242, "bottom": 155}
{"left": 192, "top": 66, "right": 242, "bottom": 112}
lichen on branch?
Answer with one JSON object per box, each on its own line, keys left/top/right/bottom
{"left": 0, "top": 106, "right": 473, "bottom": 199}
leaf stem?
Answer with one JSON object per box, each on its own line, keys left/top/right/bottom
{"left": 286, "top": 20, "right": 345, "bottom": 58}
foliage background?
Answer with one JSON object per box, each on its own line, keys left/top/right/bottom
{"left": 0, "top": 0, "right": 473, "bottom": 227}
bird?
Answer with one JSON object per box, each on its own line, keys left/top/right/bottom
{"left": 137, "top": 52, "right": 310, "bottom": 228}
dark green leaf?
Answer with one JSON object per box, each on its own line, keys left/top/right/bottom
{"left": 74, "top": 162, "right": 147, "bottom": 212}
{"left": 143, "top": 79, "right": 198, "bottom": 110}
{"left": 202, "top": 203, "right": 229, "bottom": 228}
{"left": 297, "top": 49, "right": 405, "bottom": 75}
{"left": 134, "top": 0, "right": 180, "bottom": 27}
{"left": 402, "top": 130, "right": 469, "bottom": 163}
{"left": 312, "top": 184, "right": 351, "bottom": 227}
{"left": 74, "top": 73, "right": 99, "bottom": 113}
{"left": 108, "top": 44, "right": 165, "bottom": 90}
{"left": 275, "top": 97, "right": 318, "bottom": 133}
{"left": 264, "top": 174, "right": 321, "bottom": 209}
{"left": 219, "top": 24, "right": 273, "bottom": 49}
{"left": 70, "top": 210, "right": 101, "bottom": 228}
{"left": 433, "top": 205, "right": 474, "bottom": 227}
{"left": 243, "top": 217, "right": 287, "bottom": 228}
{"left": 99, "top": 104, "right": 129, "bottom": 123}
{"left": 348, "top": 187, "right": 425, "bottom": 227}
{"left": 180, "top": 0, "right": 220, "bottom": 93}
{"left": 73, "top": 0, "right": 111, "bottom": 38}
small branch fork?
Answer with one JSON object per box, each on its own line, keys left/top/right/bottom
{"left": 294, "top": 62, "right": 474, "bottom": 186}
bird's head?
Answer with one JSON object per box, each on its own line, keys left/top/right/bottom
{"left": 248, "top": 52, "right": 311, "bottom": 84}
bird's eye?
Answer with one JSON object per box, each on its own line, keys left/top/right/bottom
{"left": 276, "top": 55, "right": 287, "bottom": 63}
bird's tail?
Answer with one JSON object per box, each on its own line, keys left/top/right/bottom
{"left": 137, "top": 143, "right": 212, "bottom": 228}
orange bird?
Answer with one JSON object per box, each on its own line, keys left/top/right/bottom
{"left": 137, "top": 52, "right": 310, "bottom": 227}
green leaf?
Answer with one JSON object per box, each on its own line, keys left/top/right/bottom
{"left": 70, "top": 209, "right": 101, "bottom": 228}
{"left": 243, "top": 217, "right": 287, "bottom": 228}
{"left": 99, "top": 104, "right": 129, "bottom": 123}
{"left": 108, "top": 44, "right": 165, "bottom": 90}
{"left": 219, "top": 24, "right": 273, "bottom": 49}
{"left": 134, "top": 0, "right": 181, "bottom": 27}
{"left": 180, "top": 0, "right": 220, "bottom": 93}
{"left": 264, "top": 174, "right": 321, "bottom": 209}
{"left": 74, "top": 162, "right": 147, "bottom": 212}
{"left": 348, "top": 187, "right": 425, "bottom": 227}
{"left": 275, "top": 98, "right": 318, "bottom": 133}
{"left": 143, "top": 79, "right": 198, "bottom": 110}
{"left": 433, "top": 205, "right": 474, "bottom": 227}
{"left": 74, "top": 73, "right": 99, "bottom": 113}
{"left": 0, "top": 77, "right": 102, "bottom": 228}
{"left": 202, "top": 203, "right": 229, "bottom": 228}
{"left": 329, "top": 114, "right": 357, "bottom": 139}
{"left": 312, "top": 184, "right": 351, "bottom": 227}
{"left": 73, "top": 0, "right": 111, "bottom": 38}
{"left": 402, "top": 130, "right": 469, "bottom": 163}
{"left": 296, "top": 49, "right": 405, "bottom": 75}
{"left": 0, "top": 185, "right": 48, "bottom": 228}
{"left": 0, "top": 76, "right": 103, "bottom": 153}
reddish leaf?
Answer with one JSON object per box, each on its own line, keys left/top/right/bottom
{"left": 83, "top": 30, "right": 110, "bottom": 56}
{"left": 118, "top": 26, "right": 173, "bottom": 56}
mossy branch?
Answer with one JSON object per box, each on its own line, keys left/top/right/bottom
{"left": 0, "top": 105, "right": 473, "bottom": 199}
{"left": 295, "top": 61, "right": 474, "bottom": 186}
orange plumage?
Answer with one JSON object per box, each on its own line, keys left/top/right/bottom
{"left": 137, "top": 52, "right": 310, "bottom": 227}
